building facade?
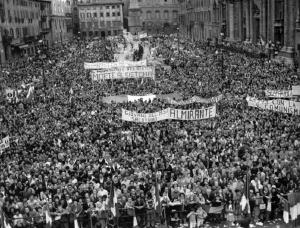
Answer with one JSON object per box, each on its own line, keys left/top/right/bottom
{"left": 78, "top": 0, "right": 124, "bottom": 38}
{"left": 0, "top": 0, "right": 44, "bottom": 63}
{"left": 128, "top": 0, "right": 180, "bottom": 35}
{"left": 179, "top": 0, "right": 223, "bottom": 42}
{"left": 224, "top": 0, "right": 300, "bottom": 65}
{"left": 50, "top": 0, "right": 73, "bottom": 45}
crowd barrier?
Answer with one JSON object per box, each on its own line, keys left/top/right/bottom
{"left": 1, "top": 202, "right": 287, "bottom": 228}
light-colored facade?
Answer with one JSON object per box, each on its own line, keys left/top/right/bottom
{"left": 128, "top": 0, "right": 180, "bottom": 35}
{"left": 179, "top": 0, "right": 223, "bottom": 42}
{"left": 224, "top": 0, "right": 300, "bottom": 66}
{"left": 78, "top": 0, "right": 124, "bottom": 38}
{"left": 50, "top": 0, "right": 73, "bottom": 45}
{"left": 0, "top": 0, "right": 43, "bottom": 63}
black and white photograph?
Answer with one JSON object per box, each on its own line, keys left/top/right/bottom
{"left": 0, "top": 0, "right": 300, "bottom": 228}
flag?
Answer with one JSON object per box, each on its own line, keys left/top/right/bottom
{"left": 133, "top": 215, "right": 138, "bottom": 227}
{"left": 283, "top": 198, "right": 289, "bottom": 224}
{"left": 74, "top": 218, "right": 79, "bottom": 228}
{"left": 26, "top": 86, "right": 34, "bottom": 100}
{"left": 45, "top": 210, "right": 52, "bottom": 228}
{"left": 153, "top": 176, "right": 162, "bottom": 215}
{"left": 2, "top": 212, "right": 12, "bottom": 228}
{"left": 288, "top": 192, "right": 300, "bottom": 226}
{"left": 109, "top": 183, "right": 118, "bottom": 216}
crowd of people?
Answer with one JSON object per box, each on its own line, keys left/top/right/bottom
{"left": 0, "top": 34, "right": 299, "bottom": 228}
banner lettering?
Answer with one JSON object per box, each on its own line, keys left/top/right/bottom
{"left": 246, "top": 96, "right": 300, "bottom": 115}
{"left": 166, "top": 95, "right": 223, "bottom": 105}
{"left": 91, "top": 66, "right": 155, "bottom": 81}
{"left": 265, "top": 90, "right": 293, "bottom": 98}
{"left": 122, "top": 106, "right": 216, "bottom": 122}
{"left": 84, "top": 59, "right": 147, "bottom": 70}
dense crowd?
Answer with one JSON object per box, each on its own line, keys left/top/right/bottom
{"left": 0, "top": 34, "right": 299, "bottom": 228}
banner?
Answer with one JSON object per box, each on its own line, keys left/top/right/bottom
{"left": 84, "top": 59, "right": 147, "bottom": 70}
{"left": 91, "top": 66, "right": 155, "bottom": 81}
{"left": 246, "top": 96, "right": 300, "bottom": 115}
{"left": 139, "top": 32, "right": 148, "bottom": 39}
{"left": 0, "top": 136, "right": 9, "bottom": 152}
{"left": 127, "top": 94, "right": 156, "bottom": 102}
{"left": 102, "top": 93, "right": 182, "bottom": 104}
{"left": 265, "top": 90, "right": 293, "bottom": 98}
{"left": 5, "top": 89, "right": 18, "bottom": 103}
{"left": 122, "top": 106, "right": 216, "bottom": 123}
{"left": 166, "top": 95, "right": 223, "bottom": 105}
{"left": 292, "top": 86, "right": 300, "bottom": 96}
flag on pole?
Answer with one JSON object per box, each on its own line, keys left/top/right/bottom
{"left": 26, "top": 86, "right": 34, "bottom": 100}
{"left": 153, "top": 176, "right": 162, "bottom": 215}
{"left": 133, "top": 215, "right": 138, "bottom": 227}
{"left": 2, "top": 211, "right": 12, "bottom": 228}
{"left": 283, "top": 198, "right": 289, "bottom": 224}
{"left": 45, "top": 210, "right": 52, "bottom": 228}
{"left": 74, "top": 218, "right": 79, "bottom": 228}
{"left": 109, "top": 183, "right": 118, "bottom": 216}
{"left": 288, "top": 192, "right": 300, "bottom": 226}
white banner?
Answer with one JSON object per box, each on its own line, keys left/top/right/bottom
{"left": 5, "top": 88, "right": 18, "bottom": 103}
{"left": 127, "top": 94, "right": 156, "bottom": 102}
{"left": 84, "top": 59, "right": 147, "bottom": 70}
{"left": 91, "top": 66, "right": 155, "bottom": 81}
{"left": 122, "top": 106, "right": 216, "bottom": 123}
{"left": 265, "top": 90, "right": 293, "bottom": 98}
{"left": 246, "top": 96, "right": 300, "bottom": 115}
{"left": 0, "top": 136, "right": 10, "bottom": 152}
{"left": 292, "top": 86, "right": 300, "bottom": 96}
{"left": 166, "top": 95, "right": 223, "bottom": 105}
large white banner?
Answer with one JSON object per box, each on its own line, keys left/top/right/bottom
{"left": 84, "top": 59, "right": 147, "bottom": 70}
{"left": 127, "top": 94, "right": 156, "bottom": 102}
{"left": 0, "top": 136, "right": 10, "bottom": 152}
{"left": 246, "top": 96, "right": 300, "bottom": 115}
{"left": 122, "top": 106, "right": 216, "bottom": 123}
{"left": 91, "top": 66, "right": 155, "bottom": 81}
{"left": 166, "top": 95, "right": 223, "bottom": 105}
{"left": 292, "top": 86, "right": 300, "bottom": 96}
{"left": 265, "top": 90, "right": 293, "bottom": 98}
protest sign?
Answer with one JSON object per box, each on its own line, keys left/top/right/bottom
{"left": 265, "top": 90, "right": 293, "bottom": 98}
{"left": 91, "top": 66, "right": 155, "bottom": 81}
{"left": 292, "top": 86, "right": 300, "bottom": 96}
{"left": 0, "top": 136, "right": 10, "bottom": 152}
{"left": 165, "top": 95, "right": 223, "bottom": 105}
{"left": 122, "top": 106, "right": 216, "bottom": 123}
{"left": 246, "top": 96, "right": 300, "bottom": 115}
{"left": 84, "top": 59, "right": 147, "bottom": 70}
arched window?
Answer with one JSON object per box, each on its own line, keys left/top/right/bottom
{"left": 146, "top": 10, "right": 151, "bottom": 19}
{"left": 155, "top": 10, "right": 160, "bottom": 19}
{"left": 164, "top": 10, "right": 169, "bottom": 19}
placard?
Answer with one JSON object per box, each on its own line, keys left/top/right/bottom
{"left": 84, "top": 59, "right": 147, "bottom": 70}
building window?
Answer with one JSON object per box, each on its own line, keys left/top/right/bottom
{"left": 164, "top": 10, "right": 169, "bottom": 19}
{"left": 80, "top": 22, "right": 85, "bottom": 28}
{"left": 117, "top": 12, "right": 120, "bottom": 16}
{"left": 106, "top": 12, "right": 110, "bottom": 17}
{"left": 173, "top": 10, "right": 178, "bottom": 20}
{"left": 100, "top": 12, "right": 104, "bottom": 17}
{"left": 146, "top": 11, "right": 151, "bottom": 19}
{"left": 108, "top": 30, "right": 111, "bottom": 36}
{"left": 94, "top": 12, "right": 97, "bottom": 17}
{"left": 106, "top": 6, "right": 109, "bottom": 9}
{"left": 112, "top": 5, "right": 115, "bottom": 9}
{"left": 112, "top": 12, "right": 115, "bottom": 17}
{"left": 155, "top": 10, "right": 160, "bottom": 19}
